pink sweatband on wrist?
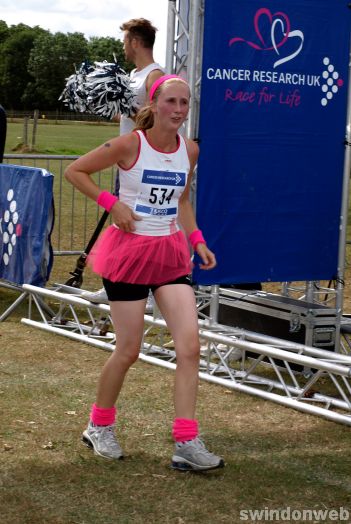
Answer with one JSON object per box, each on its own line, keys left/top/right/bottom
{"left": 172, "top": 418, "right": 199, "bottom": 442}
{"left": 188, "top": 229, "right": 206, "bottom": 249}
{"left": 97, "top": 191, "right": 118, "bottom": 212}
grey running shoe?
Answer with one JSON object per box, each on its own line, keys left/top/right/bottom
{"left": 80, "top": 287, "right": 109, "bottom": 304}
{"left": 82, "top": 422, "right": 123, "bottom": 460}
{"left": 171, "top": 437, "right": 224, "bottom": 471}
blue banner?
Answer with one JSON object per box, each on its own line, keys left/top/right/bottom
{"left": 193, "top": 0, "right": 351, "bottom": 285}
{"left": 0, "top": 164, "right": 54, "bottom": 286}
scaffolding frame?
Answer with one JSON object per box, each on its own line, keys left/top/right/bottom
{"left": 21, "top": 284, "right": 351, "bottom": 427}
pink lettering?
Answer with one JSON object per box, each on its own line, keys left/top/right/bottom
{"left": 279, "top": 89, "right": 301, "bottom": 107}
{"left": 225, "top": 89, "right": 256, "bottom": 103}
{"left": 258, "top": 87, "right": 276, "bottom": 105}
{"left": 224, "top": 87, "right": 302, "bottom": 109}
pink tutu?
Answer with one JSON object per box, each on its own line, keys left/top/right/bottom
{"left": 88, "top": 226, "right": 192, "bottom": 285}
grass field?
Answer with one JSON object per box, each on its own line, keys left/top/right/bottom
{"left": 6, "top": 119, "right": 118, "bottom": 156}
{"left": 1, "top": 321, "right": 351, "bottom": 524}
{"left": 1, "top": 120, "right": 351, "bottom": 523}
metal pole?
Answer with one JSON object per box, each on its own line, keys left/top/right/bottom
{"left": 0, "top": 292, "right": 28, "bottom": 322}
{"left": 304, "top": 281, "right": 314, "bottom": 350}
{"left": 335, "top": 36, "right": 351, "bottom": 351}
{"left": 186, "top": 0, "right": 201, "bottom": 139}
{"left": 176, "top": 0, "right": 190, "bottom": 77}
{"left": 209, "top": 284, "right": 220, "bottom": 325}
{"left": 166, "top": 0, "right": 176, "bottom": 73}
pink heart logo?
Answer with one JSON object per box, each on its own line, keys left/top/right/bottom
{"left": 229, "top": 8, "right": 291, "bottom": 51}
{"left": 229, "top": 7, "right": 304, "bottom": 68}
{"left": 228, "top": 8, "right": 304, "bottom": 68}
{"left": 254, "top": 8, "right": 291, "bottom": 51}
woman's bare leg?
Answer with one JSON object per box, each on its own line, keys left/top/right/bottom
{"left": 153, "top": 284, "right": 200, "bottom": 419}
{"left": 95, "top": 298, "right": 147, "bottom": 407}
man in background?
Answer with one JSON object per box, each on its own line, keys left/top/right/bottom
{"left": 118, "top": 18, "right": 164, "bottom": 134}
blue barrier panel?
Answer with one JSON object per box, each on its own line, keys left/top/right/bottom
{"left": 0, "top": 164, "right": 54, "bottom": 286}
{"left": 193, "top": 0, "right": 350, "bottom": 285}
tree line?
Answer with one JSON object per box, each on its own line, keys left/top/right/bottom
{"left": 0, "top": 21, "right": 131, "bottom": 111}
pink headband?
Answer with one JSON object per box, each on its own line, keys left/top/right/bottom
{"left": 149, "top": 74, "right": 188, "bottom": 101}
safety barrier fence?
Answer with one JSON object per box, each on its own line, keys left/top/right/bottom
{"left": 6, "top": 110, "right": 106, "bottom": 122}
{"left": 3, "top": 154, "right": 115, "bottom": 255}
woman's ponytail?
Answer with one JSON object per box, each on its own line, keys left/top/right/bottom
{"left": 134, "top": 105, "right": 154, "bottom": 131}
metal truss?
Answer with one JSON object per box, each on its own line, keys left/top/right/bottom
{"left": 21, "top": 284, "right": 351, "bottom": 427}
{"left": 281, "top": 281, "right": 338, "bottom": 308}
{"left": 166, "top": 0, "right": 190, "bottom": 76}
{"left": 166, "top": 0, "right": 204, "bottom": 140}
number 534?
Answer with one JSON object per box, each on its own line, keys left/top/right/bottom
{"left": 149, "top": 187, "right": 175, "bottom": 205}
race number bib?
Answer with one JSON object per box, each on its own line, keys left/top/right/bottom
{"left": 135, "top": 169, "right": 186, "bottom": 217}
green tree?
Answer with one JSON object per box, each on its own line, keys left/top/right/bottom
{"left": 0, "top": 20, "right": 9, "bottom": 44}
{"left": 0, "top": 22, "right": 129, "bottom": 111}
{"left": 25, "top": 31, "right": 89, "bottom": 109}
{"left": 87, "top": 36, "right": 131, "bottom": 71}
{"left": 0, "top": 23, "right": 46, "bottom": 109}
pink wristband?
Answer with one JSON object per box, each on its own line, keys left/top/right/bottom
{"left": 188, "top": 229, "right": 206, "bottom": 249}
{"left": 97, "top": 191, "right": 118, "bottom": 212}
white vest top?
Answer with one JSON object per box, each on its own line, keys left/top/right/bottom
{"left": 118, "top": 130, "right": 190, "bottom": 236}
{"left": 120, "top": 63, "right": 164, "bottom": 135}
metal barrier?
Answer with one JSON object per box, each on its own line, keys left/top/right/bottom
{"left": 21, "top": 283, "right": 351, "bottom": 427}
{"left": 6, "top": 110, "right": 106, "bottom": 122}
{"left": 3, "top": 154, "right": 116, "bottom": 255}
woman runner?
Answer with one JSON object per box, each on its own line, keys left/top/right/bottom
{"left": 64, "top": 75, "right": 224, "bottom": 471}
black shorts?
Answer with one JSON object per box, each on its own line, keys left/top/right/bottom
{"left": 102, "top": 275, "right": 192, "bottom": 301}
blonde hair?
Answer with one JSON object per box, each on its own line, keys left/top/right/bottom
{"left": 134, "top": 105, "right": 154, "bottom": 131}
{"left": 134, "top": 78, "right": 190, "bottom": 131}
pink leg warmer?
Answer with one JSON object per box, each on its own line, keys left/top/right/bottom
{"left": 172, "top": 418, "right": 199, "bottom": 442}
{"left": 90, "top": 403, "right": 116, "bottom": 426}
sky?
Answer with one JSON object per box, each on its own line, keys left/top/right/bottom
{"left": 0, "top": 0, "right": 169, "bottom": 66}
